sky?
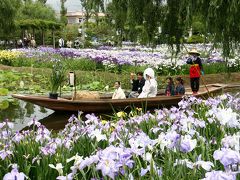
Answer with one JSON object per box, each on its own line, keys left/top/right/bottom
{"left": 46, "top": 0, "right": 82, "bottom": 12}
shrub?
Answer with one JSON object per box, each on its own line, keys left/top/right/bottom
{"left": 187, "top": 35, "right": 205, "bottom": 44}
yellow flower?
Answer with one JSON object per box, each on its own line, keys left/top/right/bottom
{"left": 136, "top": 107, "right": 142, "bottom": 112}
{"left": 101, "top": 120, "right": 108, "bottom": 125}
{"left": 116, "top": 111, "right": 127, "bottom": 118}
{"left": 0, "top": 50, "right": 21, "bottom": 60}
{"left": 110, "top": 126, "right": 115, "bottom": 132}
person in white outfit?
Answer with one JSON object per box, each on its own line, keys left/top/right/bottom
{"left": 59, "top": 38, "right": 64, "bottom": 48}
{"left": 112, "top": 81, "right": 126, "bottom": 99}
{"left": 138, "top": 68, "right": 158, "bottom": 98}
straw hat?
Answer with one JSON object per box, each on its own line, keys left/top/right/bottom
{"left": 188, "top": 49, "right": 200, "bottom": 56}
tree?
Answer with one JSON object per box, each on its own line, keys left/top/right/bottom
{"left": 38, "top": 0, "right": 47, "bottom": 4}
{"left": 0, "top": 0, "right": 21, "bottom": 38}
{"left": 195, "top": 0, "right": 240, "bottom": 76}
{"left": 18, "top": 1, "right": 56, "bottom": 21}
{"left": 60, "top": 0, "right": 68, "bottom": 25}
{"left": 17, "top": 19, "right": 62, "bottom": 46}
{"left": 80, "top": 0, "right": 105, "bottom": 27}
{"left": 16, "top": 1, "right": 60, "bottom": 46}
{"left": 197, "top": 0, "right": 240, "bottom": 57}
{"left": 162, "top": 0, "right": 187, "bottom": 54}
{"left": 108, "top": 0, "right": 128, "bottom": 45}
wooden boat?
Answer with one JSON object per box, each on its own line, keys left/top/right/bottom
{"left": 12, "top": 84, "right": 225, "bottom": 113}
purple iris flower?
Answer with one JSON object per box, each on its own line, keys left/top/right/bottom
{"left": 40, "top": 144, "right": 56, "bottom": 156}
{"left": 164, "top": 131, "right": 180, "bottom": 149}
{"left": 202, "top": 170, "right": 236, "bottom": 180}
{"left": 96, "top": 157, "right": 118, "bottom": 179}
{"left": 140, "top": 165, "right": 162, "bottom": 177}
{"left": 179, "top": 135, "right": 197, "bottom": 153}
{"left": 78, "top": 155, "right": 99, "bottom": 170}
{"left": 85, "top": 114, "right": 100, "bottom": 125}
{"left": 27, "top": 117, "right": 41, "bottom": 127}
{"left": 57, "top": 173, "right": 74, "bottom": 180}
{"left": 116, "top": 153, "right": 134, "bottom": 169}
{"left": 1, "top": 130, "right": 11, "bottom": 140}
{"left": 0, "top": 148, "right": 13, "bottom": 160}
{"left": 36, "top": 125, "right": 51, "bottom": 143}
{"left": 12, "top": 131, "right": 24, "bottom": 142}
{"left": 3, "top": 164, "right": 26, "bottom": 180}
{"left": 213, "top": 148, "right": 240, "bottom": 167}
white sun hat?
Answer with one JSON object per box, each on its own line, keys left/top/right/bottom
{"left": 144, "top": 68, "right": 155, "bottom": 79}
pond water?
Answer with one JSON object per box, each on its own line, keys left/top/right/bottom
{"left": 1, "top": 87, "right": 239, "bottom": 131}
{"left": 0, "top": 100, "right": 78, "bottom": 131}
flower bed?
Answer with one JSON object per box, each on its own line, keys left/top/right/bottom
{"left": 3, "top": 44, "right": 238, "bottom": 75}
{"left": 0, "top": 50, "right": 22, "bottom": 66}
{"left": 0, "top": 94, "right": 240, "bottom": 179}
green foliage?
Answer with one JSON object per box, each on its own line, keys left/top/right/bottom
{"left": 60, "top": 0, "right": 67, "bottom": 25}
{"left": 63, "top": 58, "right": 97, "bottom": 71}
{"left": 85, "top": 21, "right": 114, "bottom": 43}
{"left": 202, "top": 0, "right": 240, "bottom": 57}
{"left": 109, "top": 0, "right": 128, "bottom": 45}
{"left": 17, "top": 1, "right": 56, "bottom": 21}
{"left": 187, "top": 35, "right": 205, "bottom": 44}
{"left": 81, "top": 81, "right": 105, "bottom": 91}
{"left": 0, "top": 70, "right": 49, "bottom": 92}
{"left": 0, "top": 100, "right": 9, "bottom": 110}
{"left": 17, "top": 19, "right": 62, "bottom": 31}
{"left": 0, "top": 88, "right": 10, "bottom": 110}
{"left": 37, "top": 0, "right": 47, "bottom": 4}
{"left": 80, "top": 0, "right": 105, "bottom": 27}
{"left": 0, "top": 88, "right": 8, "bottom": 96}
{"left": 62, "top": 24, "right": 79, "bottom": 41}
{"left": 0, "top": 0, "right": 21, "bottom": 36}
{"left": 104, "top": 0, "right": 240, "bottom": 58}
{"left": 50, "top": 61, "right": 66, "bottom": 93}
{"left": 192, "top": 21, "right": 205, "bottom": 35}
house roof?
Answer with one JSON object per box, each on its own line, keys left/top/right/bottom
{"left": 66, "top": 11, "right": 105, "bottom": 17}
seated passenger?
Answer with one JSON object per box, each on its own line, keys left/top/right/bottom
{"left": 112, "top": 81, "right": 126, "bottom": 99}
{"left": 175, "top": 77, "right": 185, "bottom": 95}
{"left": 165, "top": 77, "right": 175, "bottom": 96}
{"left": 128, "top": 72, "right": 145, "bottom": 98}
{"left": 138, "top": 68, "right": 157, "bottom": 98}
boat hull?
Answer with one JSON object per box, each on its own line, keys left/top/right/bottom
{"left": 12, "top": 84, "right": 224, "bottom": 113}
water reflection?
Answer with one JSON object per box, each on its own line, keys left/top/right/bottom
{"left": 0, "top": 100, "right": 54, "bottom": 131}
{"left": 39, "top": 112, "right": 75, "bottom": 131}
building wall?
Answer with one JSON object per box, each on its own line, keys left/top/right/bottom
{"left": 66, "top": 12, "right": 105, "bottom": 24}
{"left": 67, "top": 17, "right": 79, "bottom": 24}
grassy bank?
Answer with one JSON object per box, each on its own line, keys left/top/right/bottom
{"left": 1, "top": 65, "right": 240, "bottom": 91}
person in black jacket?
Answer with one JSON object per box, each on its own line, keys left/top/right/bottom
{"left": 128, "top": 72, "right": 145, "bottom": 98}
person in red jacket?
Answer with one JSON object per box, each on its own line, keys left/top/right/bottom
{"left": 186, "top": 49, "right": 204, "bottom": 94}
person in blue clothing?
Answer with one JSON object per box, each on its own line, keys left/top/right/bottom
{"left": 175, "top": 77, "right": 185, "bottom": 95}
{"left": 165, "top": 77, "right": 175, "bottom": 96}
